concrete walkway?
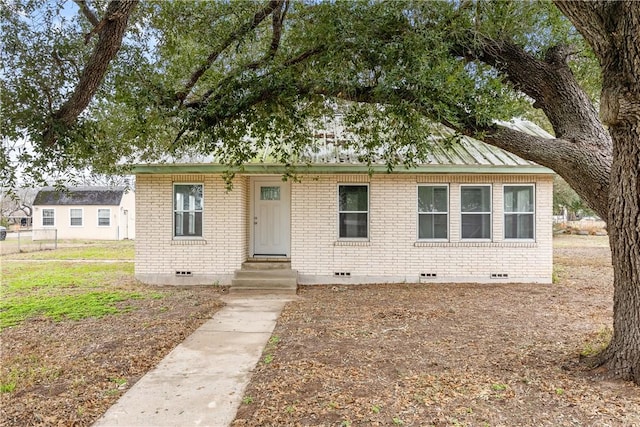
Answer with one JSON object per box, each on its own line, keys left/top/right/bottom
{"left": 93, "top": 294, "right": 294, "bottom": 427}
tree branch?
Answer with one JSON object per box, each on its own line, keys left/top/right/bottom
{"left": 553, "top": 1, "right": 612, "bottom": 59}
{"left": 176, "top": 0, "right": 283, "bottom": 105}
{"left": 268, "top": 0, "right": 288, "bottom": 58}
{"left": 480, "top": 125, "right": 610, "bottom": 218}
{"left": 456, "top": 34, "right": 611, "bottom": 154}
{"left": 73, "top": 0, "right": 100, "bottom": 27}
{"left": 44, "top": 0, "right": 138, "bottom": 144}
{"left": 183, "top": 45, "right": 325, "bottom": 109}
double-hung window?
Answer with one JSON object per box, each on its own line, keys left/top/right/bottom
{"left": 70, "top": 208, "right": 83, "bottom": 227}
{"left": 418, "top": 185, "right": 448, "bottom": 240}
{"left": 97, "top": 209, "right": 111, "bottom": 227}
{"left": 461, "top": 185, "right": 491, "bottom": 239}
{"left": 42, "top": 209, "right": 55, "bottom": 227}
{"left": 504, "top": 185, "right": 535, "bottom": 239}
{"left": 338, "top": 184, "right": 368, "bottom": 239}
{"left": 174, "top": 184, "right": 203, "bottom": 238}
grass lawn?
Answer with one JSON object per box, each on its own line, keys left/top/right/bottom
{"left": 1, "top": 241, "right": 141, "bottom": 330}
{"left": 1, "top": 239, "right": 135, "bottom": 259}
{"left": 0, "top": 261, "right": 145, "bottom": 330}
{"left": 0, "top": 241, "right": 225, "bottom": 426}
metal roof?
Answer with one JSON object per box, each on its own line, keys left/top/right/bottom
{"left": 299, "top": 118, "right": 550, "bottom": 167}
{"left": 33, "top": 187, "right": 125, "bottom": 206}
{"left": 134, "top": 118, "right": 554, "bottom": 174}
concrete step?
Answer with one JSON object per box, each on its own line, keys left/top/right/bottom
{"left": 233, "top": 269, "right": 297, "bottom": 279}
{"left": 241, "top": 260, "right": 292, "bottom": 270}
{"left": 228, "top": 287, "right": 297, "bottom": 295}
{"left": 231, "top": 277, "right": 297, "bottom": 288}
{"left": 232, "top": 260, "right": 297, "bottom": 295}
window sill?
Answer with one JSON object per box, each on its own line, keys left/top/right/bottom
{"left": 414, "top": 241, "right": 537, "bottom": 248}
{"left": 171, "top": 238, "right": 207, "bottom": 245}
{"left": 334, "top": 240, "right": 371, "bottom": 247}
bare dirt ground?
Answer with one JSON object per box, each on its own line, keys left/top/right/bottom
{"left": 2, "top": 235, "right": 638, "bottom": 426}
{"left": 233, "top": 235, "right": 639, "bottom": 426}
{"left": 0, "top": 285, "right": 226, "bottom": 426}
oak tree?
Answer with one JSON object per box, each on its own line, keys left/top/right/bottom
{"left": 1, "top": 0, "right": 638, "bottom": 383}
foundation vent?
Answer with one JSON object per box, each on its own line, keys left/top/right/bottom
{"left": 175, "top": 271, "right": 193, "bottom": 277}
{"left": 334, "top": 272, "right": 351, "bottom": 277}
{"left": 490, "top": 273, "right": 509, "bottom": 279}
{"left": 420, "top": 273, "right": 438, "bottom": 278}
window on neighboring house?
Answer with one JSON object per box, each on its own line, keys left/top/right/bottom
{"left": 42, "top": 209, "right": 55, "bottom": 226}
{"left": 338, "top": 184, "right": 369, "bottom": 239}
{"left": 504, "top": 185, "right": 535, "bottom": 239}
{"left": 174, "top": 184, "right": 203, "bottom": 238}
{"left": 418, "top": 185, "right": 448, "bottom": 239}
{"left": 98, "top": 209, "right": 111, "bottom": 227}
{"left": 70, "top": 208, "right": 83, "bottom": 227}
{"left": 461, "top": 185, "right": 491, "bottom": 239}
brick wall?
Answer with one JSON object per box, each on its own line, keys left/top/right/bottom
{"left": 291, "top": 173, "right": 553, "bottom": 284}
{"left": 135, "top": 174, "right": 247, "bottom": 285}
{"left": 135, "top": 172, "right": 553, "bottom": 285}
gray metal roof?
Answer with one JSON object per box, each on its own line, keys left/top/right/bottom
{"left": 138, "top": 118, "right": 554, "bottom": 173}
{"left": 299, "top": 118, "right": 551, "bottom": 167}
{"left": 33, "top": 187, "right": 125, "bottom": 206}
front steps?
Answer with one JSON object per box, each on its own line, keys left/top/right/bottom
{"left": 230, "top": 260, "right": 298, "bottom": 295}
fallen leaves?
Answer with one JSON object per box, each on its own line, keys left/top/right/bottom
{"left": 0, "top": 286, "right": 225, "bottom": 426}
{"left": 233, "top": 240, "right": 639, "bottom": 426}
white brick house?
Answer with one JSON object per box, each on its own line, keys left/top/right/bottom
{"left": 33, "top": 186, "right": 135, "bottom": 240}
{"left": 134, "top": 125, "right": 554, "bottom": 286}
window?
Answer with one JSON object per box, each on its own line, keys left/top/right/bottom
{"left": 98, "top": 209, "right": 111, "bottom": 227}
{"left": 338, "top": 185, "right": 368, "bottom": 239}
{"left": 174, "top": 184, "right": 203, "bottom": 238}
{"left": 504, "top": 185, "right": 535, "bottom": 239}
{"left": 461, "top": 185, "right": 491, "bottom": 239}
{"left": 42, "top": 209, "right": 55, "bottom": 226}
{"left": 70, "top": 208, "right": 83, "bottom": 227}
{"left": 260, "top": 186, "right": 280, "bottom": 200}
{"left": 418, "top": 185, "right": 448, "bottom": 239}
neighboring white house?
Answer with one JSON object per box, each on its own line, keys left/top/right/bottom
{"left": 33, "top": 186, "right": 135, "bottom": 240}
{"left": 133, "top": 121, "right": 554, "bottom": 287}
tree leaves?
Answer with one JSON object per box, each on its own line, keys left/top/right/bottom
{"left": 1, "top": 0, "right": 600, "bottom": 187}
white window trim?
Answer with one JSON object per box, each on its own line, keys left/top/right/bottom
{"left": 417, "top": 184, "right": 449, "bottom": 242}
{"left": 69, "top": 208, "right": 84, "bottom": 227}
{"left": 503, "top": 184, "right": 536, "bottom": 241}
{"left": 337, "top": 183, "right": 370, "bottom": 241}
{"left": 173, "top": 183, "right": 204, "bottom": 240}
{"left": 42, "top": 208, "right": 55, "bottom": 227}
{"left": 460, "top": 184, "right": 492, "bottom": 241}
{"left": 97, "top": 208, "right": 111, "bottom": 227}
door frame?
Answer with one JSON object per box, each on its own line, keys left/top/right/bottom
{"left": 250, "top": 177, "right": 291, "bottom": 258}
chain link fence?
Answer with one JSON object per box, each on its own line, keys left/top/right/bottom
{"left": 0, "top": 229, "right": 58, "bottom": 255}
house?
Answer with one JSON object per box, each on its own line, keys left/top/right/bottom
{"left": 133, "top": 121, "right": 554, "bottom": 288}
{"left": 32, "top": 186, "right": 135, "bottom": 240}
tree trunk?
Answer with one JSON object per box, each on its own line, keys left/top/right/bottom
{"left": 553, "top": 0, "right": 640, "bottom": 384}
{"left": 600, "top": 123, "right": 640, "bottom": 382}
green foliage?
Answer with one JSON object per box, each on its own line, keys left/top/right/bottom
{"left": 553, "top": 176, "right": 596, "bottom": 218}
{"left": 1, "top": 0, "right": 601, "bottom": 186}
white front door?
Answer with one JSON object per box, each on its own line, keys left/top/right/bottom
{"left": 253, "top": 179, "right": 290, "bottom": 256}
